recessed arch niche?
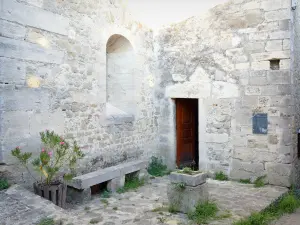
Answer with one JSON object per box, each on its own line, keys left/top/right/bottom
{"left": 106, "top": 34, "right": 135, "bottom": 115}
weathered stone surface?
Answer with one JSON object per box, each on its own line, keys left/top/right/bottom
{"left": 212, "top": 81, "right": 239, "bottom": 98}
{"left": 165, "top": 81, "right": 211, "bottom": 98}
{"left": 0, "top": 37, "right": 64, "bottom": 64}
{"left": 0, "top": 0, "right": 69, "bottom": 35}
{"left": 66, "top": 187, "right": 91, "bottom": 204}
{"left": 206, "top": 133, "right": 229, "bottom": 143}
{"left": 167, "top": 183, "right": 209, "bottom": 213}
{"left": 0, "top": 58, "right": 26, "bottom": 84}
{"left": 230, "top": 159, "right": 265, "bottom": 180}
{"left": 0, "top": 20, "right": 26, "bottom": 39}
{"left": 169, "top": 172, "right": 207, "bottom": 187}
{"left": 68, "top": 160, "right": 147, "bottom": 189}
{"left": 266, "top": 163, "right": 292, "bottom": 186}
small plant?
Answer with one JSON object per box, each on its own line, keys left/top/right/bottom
{"left": 38, "top": 217, "right": 55, "bottom": 225}
{"left": 168, "top": 204, "right": 179, "bottom": 214}
{"left": 147, "top": 156, "right": 168, "bottom": 177}
{"left": 89, "top": 218, "right": 101, "bottom": 224}
{"left": 216, "top": 210, "right": 232, "bottom": 220}
{"left": 11, "top": 130, "right": 84, "bottom": 185}
{"left": 100, "top": 190, "right": 111, "bottom": 198}
{"left": 254, "top": 176, "right": 266, "bottom": 188}
{"left": 84, "top": 206, "right": 91, "bottom": 211}
{"left": 182, "top": 167, "right": 193, "bottom": 175}
{"left": 0, "top": 178, "right": 9, "bottom": 190}
{"left": 152, "top": 206, "right": 169, "bottom": 212}
{"left": 113, "top": 206, "right": 118, "bottom": 210}
{"left": 117, "top": 174, "right": 144, "bottom": 193}
{"left": 100, "top": 199, "right": 109, "bottom": 206}
{"left": 187, "top": 201, "right": 218, "bottom": 224}
{"left": 215, "top": 171, "right": 228, "bottom": 181}
{"left": 157, "top": 217, "right": 166, "bottom": 223}
{"left": 239, "top": 179, "right": 251, "bottom": 184}
{"left": 174, "top": 182, "right": 186, "bottom": 191}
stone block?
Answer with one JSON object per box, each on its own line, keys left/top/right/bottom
{"left": 265, "top": 9, "right": 290, "bottom": 22}
{"left": 244, "top": 42, "right": 265, "bottom": 53}
{"left": 172, "top": 74, "right": 186, "bottom": 82}
{"left": 205, "top": 133, "right": 228, "bottom": 143}
{"left": 169, "top": 172, "right": 207, "bottom": 187}
{"left": 245, "top": 86, "right": 262, "bottom": 95}
{"left": 66, "top": 187, "right": 91, "bottom": 204}
{"left": 249, "top": 76, "right": 268, "bottom": 85}
{"left": 165, "top": 81, "right": 211, "bottom": 99}
{"left": 212, "top": 81, "right": 239, "bottom": 99}
{"left": 280, "top": 59, "right": 290, "bottom": 69}
{"left": 0, "top": 20, "right": 26, "bottom": 39}
{"left": 230, "top": 159, "right": 265, "bottom": 179}
{"left": 267, "top": 71, "right": 290, "bottom": 84}
{"left": 1, "top": 0, "right": 69, "bottom": 35}
{"left": 251, "top": 61, "right": 270, "bottom": 70}
{"left": 107, "top": 176, "right": 125, "bottom": 192}
{"left": 251, "top": 51, "right": 290, "bottom": 61}
{"left": 269, "top": 31, "right": 290, "bottom": 40}
{"left": 249, "top": 32, "right": 268, "bottom": 41}
{"left": 266, "top": 163, "right": 292, "bottom": 186}
{"left": 167, "top": 183, "right": 209, "bottom": 213}
{"left": 235, "top": 63, "right": 250, "bottom": 70}
{"left": 0, "top": 88, "right": 50, "bottom": 111}
{"left": 260, "top": 0, "right": 283, "bottom": 11}
{"left": 279, "top": 20, "right": 290, "bottom": 31}
{"left": 0, "top": 37, "right": 64, "bottom": 64}
{"left": 0, "top": 58, "right": 26, "bottom": 84}
{"left": 266, "top": 40, "right": 283, "bottom": 51}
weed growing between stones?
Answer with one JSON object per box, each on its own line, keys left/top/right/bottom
{"left": 100, "top": 199, "right": 109, "bottom": 206}
{"left": 147, "top": 156, "right": 169, "bottom": 177}
{"left": 117, "top": 174, "right": 145, "bottom": 193}
{"left": 0, "top": 178, "right": 9, "bottom": 190}
{"left": 38, "top": 217, "right": 55, "bottom": 225}
{"left": 239, "top": 179, "right": 251, "bottom": 184}
{"left": 168, "top": 204, "right": 179, "bottom": 214}
{"left": 174, "top": 182, "right": 186, "bottom": 191}
{"left": 100, "top": 190, "right": 111, "bottom": 198}
{"left": 215, "top": 171, "right": 228, "bottom": 181}
{"left": 187, "top": 201, "right": 218, "bottom": 224}
{"left": 151, "top": 206, "right": 169, "bottom": 212}
{"left": 89, "top": 218, "right": 101, "bottom": 224}
{"left": 254, "top": 176, "right": 266, "bottom": 188}
{"left": 233, "top": 191, "right": 300, "bottom": 225}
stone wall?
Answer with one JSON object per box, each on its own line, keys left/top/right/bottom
{"left": 0, "top": 0, "right": 158, "bottom": 173}
{"left": 155, "top": 0, "right": 294, "bottom": 186}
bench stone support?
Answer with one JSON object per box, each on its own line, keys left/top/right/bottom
{"left": 66, "top": 187, "right": 91, "bottom": 204}
{"left": 138, "top": 168, "right": 149, "bottom": 180}
{"left": 107, "top": 175, "right": 125, "bottom": 192}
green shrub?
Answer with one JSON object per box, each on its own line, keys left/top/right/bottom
{"left": 0, "top": 178, "right": 9, "bottom": 190}
{"left": 215, "top": 171, "right": 228, "bottom": 181}
{"left": 188, "top": 201, "right": 218, "bottom": 224}
{"left": 38, "top": 217, "right": 55, "bottom": 225}
{"left": 277, "top": 193, "right": 300, "bottom": 213}
{"left": 100, "top": 190, "right": 111, "bottom": 198}
{"left": 239, "top": 179, "right": 251, "bottom": 184}
{"left": 254, "top": 176, "right": 266, "bottom": 188}
{"left": 147, "top": 156, "right": 168, "bottom": 177}
{"left": 182, "top": 167, "right": 193, "bottom": 175}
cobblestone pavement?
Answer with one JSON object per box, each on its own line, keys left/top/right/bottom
{"left": 0, "top": 177, "right": 288, "bottom": 225}
{"left": 272, "top": 209, "right": 300, "bottom": 225}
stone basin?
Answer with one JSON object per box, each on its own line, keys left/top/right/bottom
{"left": 169, "top": 171, "right": 208, "bottom": 187}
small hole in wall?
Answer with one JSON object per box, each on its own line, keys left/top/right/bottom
{"left": 270, "top": 59, "right": 280, "bottom": 70}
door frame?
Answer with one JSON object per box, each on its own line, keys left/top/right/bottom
{"left": 175, "top": 98, "right": 199, "bottom": 169}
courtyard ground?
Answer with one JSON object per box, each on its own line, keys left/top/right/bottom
{"left": 0, "top": 176, "right": 288, "bottom": 225}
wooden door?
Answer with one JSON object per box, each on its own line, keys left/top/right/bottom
{"left": 176, "top": 99, "right": 198, "bottom": 168}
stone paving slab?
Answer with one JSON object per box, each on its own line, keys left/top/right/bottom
{"left": 0, "top": 177, "right": 288, "bottom": 225}
{"left": 271, "top": 209, "right": 300, "bottom": 225}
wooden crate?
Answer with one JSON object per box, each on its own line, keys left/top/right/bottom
{"left": 33, "top": 182, "right": 67, "bottom": 208}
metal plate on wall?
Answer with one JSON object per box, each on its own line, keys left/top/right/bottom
{"left": 253, "top": 113, "right": 268, "bottom": 134}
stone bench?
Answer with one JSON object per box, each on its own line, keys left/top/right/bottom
{"left": 67, "top": 160, "right": 148, "bottom": 203}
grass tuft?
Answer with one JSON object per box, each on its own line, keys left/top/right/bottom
{"left": 234, "top": 192, "right": 300, "bottom": 225}
{"left": 187, "top": 201, "right": 218, "bottom": 224}
{"left": 239, "top": 179, "right": 251, "bottom": 184}
{"left": 117, "top": 174, "right": 144, "bottom": 194}
{"left": 38, "top": 217, "right": 55, "bottom": 225}
{"left": 100, "top": 190, "right": 111, "bottom": 198}
{"left": 147, "top": 156, "right": 169, "bottom": 177}
{"left": 0, "top": 178, "right": 9, "bottom": 190}
{"left": 215, "top": 171, "right": 228, "bottom": 181}
{"left": 254, "top": 176, "right": 266, "bottom": 188}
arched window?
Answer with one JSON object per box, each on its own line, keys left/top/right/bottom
{"left": 106, "top": 34, "right": 135, "bottom": 115}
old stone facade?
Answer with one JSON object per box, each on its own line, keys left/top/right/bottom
{"left": 0, "top": 0, "right": 299, "bottom": 187}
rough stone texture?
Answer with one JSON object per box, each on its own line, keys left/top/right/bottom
{"left": 155, "top": 0, "right": 295, "bottom": 187}
{"left": 0, "top": 177, "right": 288, "bottom": 225}
{"left": 0, "top": 0, "right": 297, "bottom": 188}
{"left": 169, "top": 172, "right": 207, "bottom": 187}
{"left": 66, "top": 187, "right": 92, "bottom": 204}
{"left": 167, "top": 183, "right": 209, "bottom": 213}
{"left": 107, "top": 176, "right": 125, "bottom": 192}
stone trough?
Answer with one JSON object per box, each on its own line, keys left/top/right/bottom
{"left": 167, "top": 171, "right": 209, "bottom": 213}
{"left": 67, "top": 160, "right": 148, "bottom": 203}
